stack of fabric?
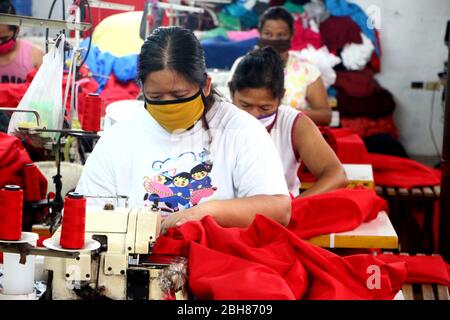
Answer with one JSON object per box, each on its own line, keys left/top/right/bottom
{"left": 314, "top": 0, "right": 406, "bottom": 157}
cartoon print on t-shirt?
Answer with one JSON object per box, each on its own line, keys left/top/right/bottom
{"left": 143, "top": 150, "right": 217, "bottom": 212}
{"left": 189, "top": 162, "right": 217, "bottom": 206}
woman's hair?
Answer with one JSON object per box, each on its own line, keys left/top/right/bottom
{"left": 229, "top": 46, "right": 285, "bottom": 101}
{"left": 138, "top": 26, "right": 217, "bottom": 108}
{"left": 258, "top": 6, "right": 294, "bottom": 36}
{"left": 0, "top": 0, "right": 17, "bottom": 31}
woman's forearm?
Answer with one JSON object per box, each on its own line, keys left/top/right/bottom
{"left": 199, "top": 195, "right": 292, "bottom": 227}
{"left": 297, "top": 165, "right": 348, "bottom": 198}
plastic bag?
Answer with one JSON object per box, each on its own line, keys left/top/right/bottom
{"left": 8, "top": 34, "right": 65, "bottom": 140}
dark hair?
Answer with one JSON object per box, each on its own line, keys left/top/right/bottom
{"left": 173, "top": 172, "right": 191, "bottom": 181}
{"left": 138, "top": 26, "right": 219, "bottom": 141}
{"left": 258, "top": 6, "right": 294, "bottom": 36}
{"left": 229, "top": 46, "right": 285, "bottom": 100}
{"left": 190, "top": 164, "right": 208, "bottom": 175}
{"left": 0, "top": 0, "right": 18, "bottom": 32}
{"left": 138, "top": 26, "right": 216, "bottom": 107}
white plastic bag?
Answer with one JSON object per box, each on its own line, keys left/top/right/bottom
{"left": 8, "top": 34, "right": 65, "bottom": 140}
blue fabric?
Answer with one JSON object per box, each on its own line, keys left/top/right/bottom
{"left": 223, "top": 3, "right": 248, "bottom": 17}
{"left": 201, "top": 36, "right": 259, "bottom": 70}
{"left": 222, "top": 3, "right": 259, "bottom": 29}
{"left": 11, "top": 0, "right": 32, "bottom": 16}
{"left": 325, "top": 0, "right": 380, "bottom": 56}
{"left": 113, "top": 55, "right": 138, "bottom": 83}
{"left": 80, "top": 39, "right": 138, "bottom": 92}
{"left": 327, "top": 86, "right": 338, "bottom": 98}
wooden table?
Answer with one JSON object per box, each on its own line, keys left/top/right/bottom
{"left": 301, "top": 164, "right": 374, "bottom": 191}
{"left": 307, "top": 211, "right": 398, "bottom": 249}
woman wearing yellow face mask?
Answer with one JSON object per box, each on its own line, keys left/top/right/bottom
{"left": 76, "top": 26, "right": 291, "bottom": 233}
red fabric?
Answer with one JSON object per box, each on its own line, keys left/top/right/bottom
{"left": 100, "top": 75, "right": 140, "bottom": 108}
{"left": 0, "top": 132, "right": 32, "bottom": 187}
{"left": 378, "top": 254, "right": 450, "bottom": 287}
{"left": 337, "top": 87, "right": 395, "bottom": 119}
{"left": 319, "top": 16, "right": 362, "bottom": 55}
{"left": 288, "top": 188, "right": 388, "bottom": 239}
{"left": 0, "top": 83, "right": 29, "bottom": 108}
{"left": 335, "top": 68, "right": 378, "bottom": 98}
{"left": 0, "top": 132, "right": 47, "bottom": 198}
{"left": 291, "top": 18, "right": 323, "bottom": 51}
{"left": 332, "top": 128, "right": 370, "bottom": 164}
{"left": 369, "top": 153, "right": 441, "bottom": 188}
{"left": 340, "top": 115, "right": 399, "bottom": 139}
{"left": 154, "top": 215, "right": 406, "bottom": 300}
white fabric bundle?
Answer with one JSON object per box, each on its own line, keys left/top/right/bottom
{"left": 296, "top": 45, "right": 341, "bottom": 88}
{"left": 340, "top": 33, "right": 375, "bottom": 71}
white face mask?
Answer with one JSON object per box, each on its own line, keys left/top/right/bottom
{"left": 257, "top": 111, "right": 277, "bottom": 128}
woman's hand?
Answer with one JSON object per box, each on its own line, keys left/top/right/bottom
{"left": 160, "top": 203, "right": 208, "bottom": 234}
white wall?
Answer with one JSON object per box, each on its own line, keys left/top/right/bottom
{"left": 353, "top": 0, "right": 450, "bottom": 157}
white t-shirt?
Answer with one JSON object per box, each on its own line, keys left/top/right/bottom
{"left": 76, "top": 99, "right": 289, "bottom": 212}
{"left": 269, "top": 105, "right": 303, "bottom": 197}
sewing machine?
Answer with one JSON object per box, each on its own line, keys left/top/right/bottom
{"left": 44, "top": 204, "right": 188, "bottom": 300}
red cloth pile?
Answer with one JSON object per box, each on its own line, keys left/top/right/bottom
{"left": 340, "top": 116, "right": 399, "bottom": 139}
{"left": 0, "top": 83, "right": 29, "bottom": 108}
{"left": 319, "top": 16, "right": 381, "bottom": 73}
{"left": 378, "top": 254, "right": 450, "bottom": 287}
{"left": 154, "top": 214, "right": 406, "bottom": 300}
{"left": 319, "top": 16, "right": 362, "bottom": 54}
{"left": 332, "top": 128, "right": 370, "bottom": 164}
{"left": 369, "top": 153, "right": 441, "bottom": 189}
{"left": 335, "top": 68, "right": 396, "bottom": 122}
{"left": 0, "top": 132, "right": 47, "bottom": 197}
{"left": 99, "top": 75, "right": 140, "bottom": 108}
{"left": 291, "top": 17, "right": 323, "bottom": 51}
{"left": 288, "top": 188, "right": 387, "bottom": 239}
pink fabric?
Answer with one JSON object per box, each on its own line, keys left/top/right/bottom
{"left": 0, "top": 39, "right": 34, "bottom": 84}
{"left": 227, "top": 29, "right": 260, "bottom": 42}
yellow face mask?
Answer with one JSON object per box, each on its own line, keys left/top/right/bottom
{"left": 145, "top": 90, "right": 205, "bottom": 133}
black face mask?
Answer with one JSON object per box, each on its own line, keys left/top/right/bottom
{"left": 258, "top": 38, "right": 291, "bottom": 54}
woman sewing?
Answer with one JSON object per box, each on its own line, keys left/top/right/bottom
{"left": 230, "top": 6, "right": 332, "bottom": 126}
{"left": 230, "top": 46, "right": 347, "bottom": 198}
{"left": 76, "top": 26, "right": 291, "bottom": 233}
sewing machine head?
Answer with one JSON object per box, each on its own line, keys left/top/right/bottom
{"left": 44, "top": 204, "right": 187, "bottom": 300}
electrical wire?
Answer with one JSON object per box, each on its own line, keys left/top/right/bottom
{"left": 62, "top": 0, "right": 65, "bottom": 35}
{"left": 78, "top": 0, "right": 92, "bottom": 69}
{"left": 45, "top": 0, "right": 58, "bottom": 53}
